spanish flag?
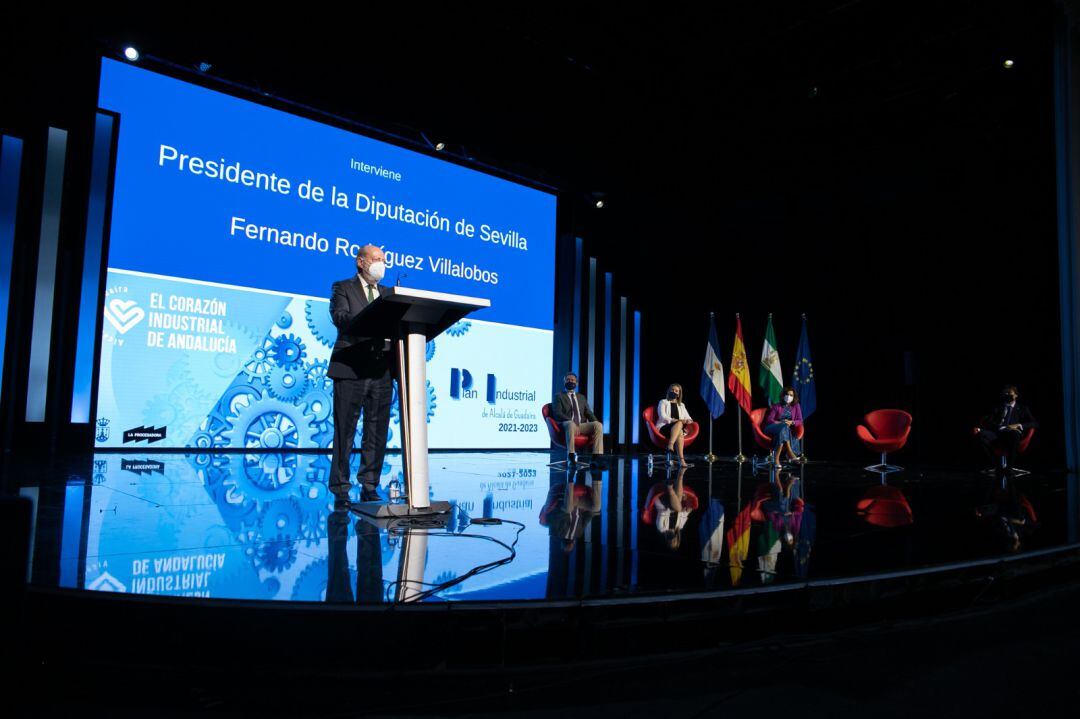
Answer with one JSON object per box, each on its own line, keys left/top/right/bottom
{"left": 726, "top": 503, "right": 753, "bottom": 586}
{"left": 727, "top": 314, "right": 753, "bottom": 414}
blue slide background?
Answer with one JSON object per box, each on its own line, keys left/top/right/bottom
{"left": 94, "top": 59, "right": 556, "bottom": 449}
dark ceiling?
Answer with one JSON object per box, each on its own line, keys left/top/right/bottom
{"left": 6, "top": 1, "right": 1053, "bottom": 198}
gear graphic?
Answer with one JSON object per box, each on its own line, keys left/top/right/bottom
{"left": 297, "top": 478, "right": 331, "bottom": 543}
{"left": 305, "top": 389, "right": 332, "bottom": 424}
{"left": 169, "top": 380, "right": 211, "bottom": 418}
{"left": 227, "top": 453, "right": 299, "bottom": 502}
{"left": 164, "top": 356, "right": 194, "bottom": 386}
{"left": 262, "top": 577, "right": 282, "bottom": 598}
{"left": 255, "top": 534, "right": 298, "bottom": 573}
{"left": 212, "top": 350, "right": 243, "bottom": 380}
{"left": 270, "top": 334, "right": 307, "bottom": 369}
{"left": 243, "top": 335, "right": 276, "bottom": 379}
{"left": 446, "top": 321, "right": 471, "bottom": 337}
{"left": 197, "top": 456, "right": 259, "bottom": 526}
{"left": 260, "top": 497, "right": 304, "bottom": 540}
{"left": 276, "top": 311, "right": 293, "bottom": 329}
{"left": 191, "top": 410, "right": 235, "bottom": 448}
{"left": 266, "top": 364, "right": 310, "bottom": 402}
{"left": 306, "top": 359, "right": 332, "bottom": 391}
{"left": 433, "top": 570, "right": 462, "bottom": 594}
{"left": 425, "top": 380, "right": 437, "bottom": 422}
{"left": 143, "top": 394, "right": 178, "bottom": 427}
{"left": 426, "top": 340, "right": 436, "bottom": 362}
{"left": 216, "top": 321, "right": 262, "bottom": 378}
{"left": 292, "top": 557, "right": 351, "bottom": 602}
{"left": 190, "top": 429, "right": 216, "bottom": 450}
{"left": 209, "top": 380, "right": 264, "bottom": 427}
{"left": 221, "top": 392, "right": 317, "bottom": 450}
{"left": 305, "top": 300, "right": 337, "bottom": 348}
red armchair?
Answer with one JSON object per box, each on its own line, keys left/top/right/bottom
{"left": 642, "top": 406, "right": 700, "bottom": 451}
{"left": 542, "top": 403, "right": 590, "bottom": 452}
{"left": 641, "top": 483, "right": 700, "bottom": 525}
{"left": 856, "top": 409, "right": 913, "bottom": 473}
{"left": 747, "top": 408, "right": 805, "bottom": 471}
{"left": 856, "top": 485, "right": 914, "bottom": 528}
{"left": 749, "top": 408, "right": 805, "bottom": 451}
{"left": 975, "top": 426, "right": 1035, "bottom": 476}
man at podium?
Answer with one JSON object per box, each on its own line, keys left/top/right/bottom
{"left": 328, "top": 244, "right": 395, "bottom": 505}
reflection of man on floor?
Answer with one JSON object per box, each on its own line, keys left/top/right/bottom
{"left": 539, "top": 469, "right": 603, "bottom": 553}
{"left": 326, "top": 510, "right": 385, "bottom": 604}
{"left": 551, "top": 372, "right": 604, "bottom": 465}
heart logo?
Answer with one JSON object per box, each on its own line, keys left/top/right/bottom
{"left": 104, "top": 298, "right": 146, "bottom": 334}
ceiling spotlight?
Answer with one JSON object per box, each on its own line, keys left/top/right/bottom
{"left": 197, "top": 61, "right": 212, "bottom": 73}
{"left": 435, "top": 142, "right": 446, "bottom": 151}
{"left": 123, "top": 46, "right": 140, "bottom": 62}
{"left": 1003, "top": 59, "right": 1015, "bottom": 69}
{"left": 595, "top": 200, "right": 604, "bottom": 209}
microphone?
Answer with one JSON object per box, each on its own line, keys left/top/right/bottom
{"left": 396, "top": 273, "right": 408, "bottom": 287}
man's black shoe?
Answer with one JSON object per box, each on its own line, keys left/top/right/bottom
{"left": 359, "top": 486, "right": 381, "bottom": 503}
{"left": 333, "top": 495, "right": 351, "bottom": 510}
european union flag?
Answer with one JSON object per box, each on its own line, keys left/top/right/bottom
{"left": 792, "top": 315, "right": 816, "bottom": 418}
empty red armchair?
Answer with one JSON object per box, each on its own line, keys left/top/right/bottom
{"left": 642, "top": 406, "right": 700, "bottom": 450}
{"left": 857, "top": 409, "right": 912, "bottom": 473}
{"left": 542, "top": 403, "right": 590, "bottom": 452}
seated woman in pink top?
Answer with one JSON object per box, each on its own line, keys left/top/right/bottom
{"left": 763, "top": 386, "right": 805, "bottom": 469}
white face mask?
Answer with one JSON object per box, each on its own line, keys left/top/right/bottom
{"left": 783, "top": 395, "right": 794, "bottom": 405}
{"left": 365, "top": 260, "right": 386, "bottom": 282}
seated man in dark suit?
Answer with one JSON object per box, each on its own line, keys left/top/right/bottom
{"left": 975, "top": 384, "right": 1038, "bottom": 467}
{"left": 551, "top": 372, "right": 604, "bottom": 465}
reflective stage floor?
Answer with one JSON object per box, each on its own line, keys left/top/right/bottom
{"left": 11, "top": 450, "right": 1079, "bottom": 605}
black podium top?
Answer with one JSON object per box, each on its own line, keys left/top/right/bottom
{"left": 345, "top": 286, "right": 491, "bottom": 341}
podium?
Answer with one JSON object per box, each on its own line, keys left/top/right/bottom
{"left": 348, "top": 286, "right": 490, "bottom": 519}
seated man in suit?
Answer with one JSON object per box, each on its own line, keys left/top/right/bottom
{"left": 975, "top": 384, "right": 1038, "bottom": 468}
{"left": 551, "top": 372, "right": 604, "bottom": 465}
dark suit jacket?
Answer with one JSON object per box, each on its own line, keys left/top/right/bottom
{"left": 328, "top": 275, "right": 395, "bottom": 380}
{"left": 551, "top": 391, "right": 598, "bottom": 424}
{"left": 978, "top": 403, "right": 1039, "bottom": 432}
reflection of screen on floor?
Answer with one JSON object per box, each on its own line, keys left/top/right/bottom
{"left": 81, "top": 453, "right": 551, "bottom": 602}
{"left": 93, "top": 58, "right": 556, "bottom": 450}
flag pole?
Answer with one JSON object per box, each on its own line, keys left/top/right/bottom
{"left": 735, "top": 405, "right": 747, "bottom": 463}
{"left": 705, "top": 311, "right": 718, "bottom": 463}
{"left": 706, "top": 415, "right": 717, "bottom": 463}
{"left": 734, "top": 312, "right": 747, "bottom": 463}
{"left": 797, "top": 312, "right": 808, "bottom": 464}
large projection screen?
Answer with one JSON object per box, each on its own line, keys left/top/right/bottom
{"left": 92, "top": 58, "right": 556, "bottom": 450}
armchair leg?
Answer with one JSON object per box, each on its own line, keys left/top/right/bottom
{"left": 866, "top": 451, "right": 903, "bottom": 474}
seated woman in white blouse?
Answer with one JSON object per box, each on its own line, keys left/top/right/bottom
{"left": 656, "top": 383, "right": 693, "bottom": 466}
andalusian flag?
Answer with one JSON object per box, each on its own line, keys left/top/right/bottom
{"left": 727, "top": 315, "right": 753, "bottom": 414}
{"left": 758, "top": 314, "right": 783, "bottom": 405}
